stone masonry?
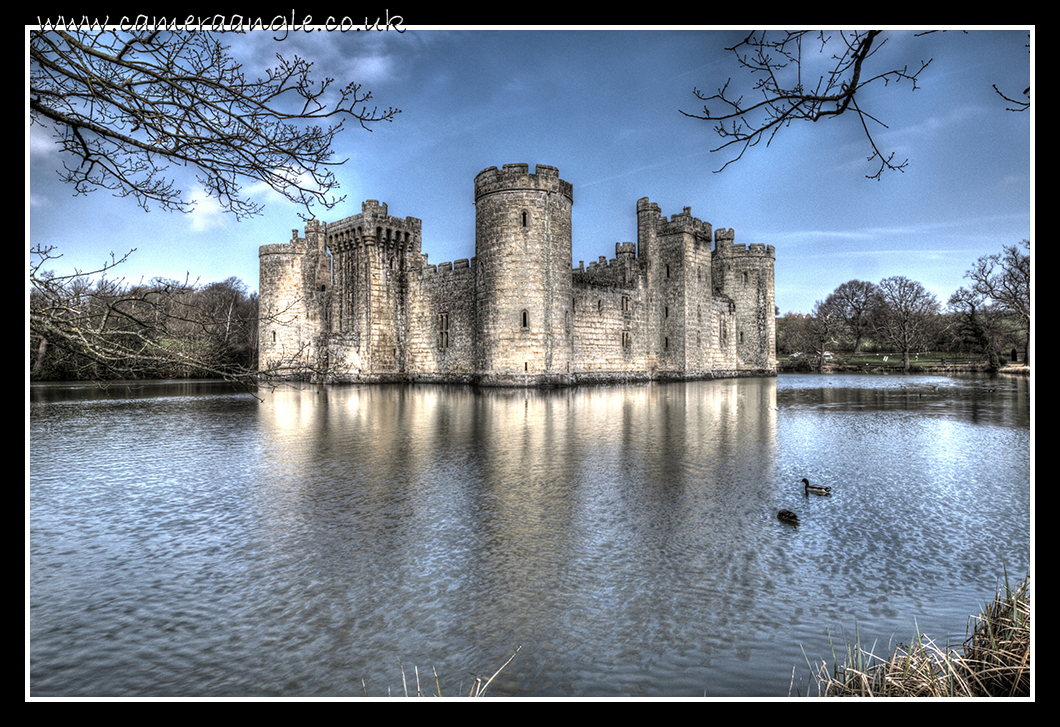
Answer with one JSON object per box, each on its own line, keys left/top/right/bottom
{"left": 258, "top": 163, "right": 776, "bottom": 386}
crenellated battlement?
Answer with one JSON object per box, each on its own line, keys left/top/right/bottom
{"left": 324, "top": 201, "right": 422, "bottom": 255}
{"left": 713, "top": 227, "right": 775, "bottom": 259}
{"left": 474, "top": 163, "right": 573, "bottom": 203}
{"left": 656, "top": 206, "right": 712, "bottom": 240}
{"left": 422, "top": 257, "right": 474, "bottom": 276}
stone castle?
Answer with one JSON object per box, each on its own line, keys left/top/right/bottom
{"left": 258, "top": 163, "right": 776, "bottom": 386}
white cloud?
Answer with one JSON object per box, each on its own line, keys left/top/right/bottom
{"left": 29, "top": 123, "right": 62, "bottom": 159}
{"left": 187, "top": 187, "right": 230, "bottom": 232}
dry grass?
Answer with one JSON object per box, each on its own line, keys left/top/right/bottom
{"left": 809, "top": 572, "right": 1030, "bottom": 697}
{"left": 368, "top": 646, "right": 522, "bottom": 697}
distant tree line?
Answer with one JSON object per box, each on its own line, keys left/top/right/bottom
{"left": 30, "top": 244, "right": 260, "bottom": 383}
{"left": 777, "top": 240, "right": 1030, "bottom": 371}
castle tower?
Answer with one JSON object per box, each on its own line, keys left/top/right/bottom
{"left": 473, "top": 164, "right": 573, "bottom": 383}
{"left": 324, "top": 201, "right": 422, "bottom": 378}
{"left": 257, "top": 221, "right": 331, "bottom": 377}
{"left": 637, "top": 200, "right": 714, "bottom": 376}
{"left": 712, "top": 228, "right": 777, "bottom": 371}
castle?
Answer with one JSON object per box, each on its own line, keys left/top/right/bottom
{"left": 258, "top": 163, "right": 776, "bottom": 386}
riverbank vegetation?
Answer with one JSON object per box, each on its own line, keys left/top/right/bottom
{"left": 30, "top": 245, "right": 261, "bottom": 384}
{"left": 777, "top": 241, "right": 1030, "bottom": 374}
{"left": 805, "top": 571, "right": 1030, "bottom": 697}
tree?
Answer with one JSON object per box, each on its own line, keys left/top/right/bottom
{"left": 30, "top": 29, "right": 398, "bottom": 385}
{"left": 682, "top": 30, "right": 1029, "bottom": 180}
{"left": 29, "top": 245, "right": 303, "bottom": 388}
{"left": 776, "top": 306, "right": 838, "bottom": 371}
{"left": 30, "top": 29, "right": 399, "bottom": 220}
{"left": 823, "top": 279, "right": 879, "bottom": 355}
{"left": 949, "top": 240, "right": 1031, "bottom": 364}
{"left": 871, "top": 275, "right": 941, "bottom": 371}
{"left": 946, "top": 286, "right": 1011, "bottom": 369}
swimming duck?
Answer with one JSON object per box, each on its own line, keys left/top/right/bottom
{"left": 802, "top": 478, "right": 831, "bottom": 496}
{"left": 777, "top": 509, "right": 799, "bottom": 525}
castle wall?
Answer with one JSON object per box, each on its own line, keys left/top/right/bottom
{"left": 407, "top": 257, "right": 478, "bottom": 382}
{"left": 257, "top": 162, "right": 776, "bottom": 386}
{"left": 569, "top": 245, "right": 651, "bottom": 380}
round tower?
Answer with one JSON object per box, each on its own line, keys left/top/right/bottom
{"left": 257, "top": 221, "right": 331, "bottom": 378}
{"left": 473, "top": 163, "right": 573, "bottom": 384}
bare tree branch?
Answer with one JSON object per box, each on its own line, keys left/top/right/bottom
{"left": 30, "top": 29, "right": 400, "bottom": 220}
{"left": 682, "top": 30, "right": 931, "bottom": 179}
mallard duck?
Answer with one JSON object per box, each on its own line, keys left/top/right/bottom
{"left": 802, "top": 478, "right": 831, "bottom": 496}
{"left": 777, "top": 509, "right": 799, "bottom": 525}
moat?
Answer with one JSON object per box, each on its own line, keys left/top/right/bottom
{"left": 29, "top": 373, "right": 1030, "bottom": 697}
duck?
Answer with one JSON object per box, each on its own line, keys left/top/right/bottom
{"left": 777, "top": 509, "right": 799, "bottom": 525}
{"left": 802, "top": 478, "right": 831, "bottom": 496}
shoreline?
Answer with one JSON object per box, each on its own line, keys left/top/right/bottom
{"left": 778, "top": 362, "right": 1030, "bottom": 376}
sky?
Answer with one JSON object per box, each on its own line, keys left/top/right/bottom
{"left": 28, "top": 26, "right": 1033, "bottom": 316}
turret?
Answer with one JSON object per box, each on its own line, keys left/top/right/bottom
{"left": 323, "top": 201, "right": 422, "bottom": 376}
{"left": 473, "top": 163, "right": 573, "bottom": 383}
{"left": 257, "top": 221, "right": 331, "bottom": 377}
{"left": 711, "top": 227, "right": 776, "bottom": 371}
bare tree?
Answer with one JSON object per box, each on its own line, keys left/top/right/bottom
{"left": 872, "top": 275, "right": 941, "bottom": 371}
{"left": 30, "top": 29, "right": 400, "bottom": 220}
{"left": 824, "top": 280, "right": 880, "bottom": 355}
{"left": 30, "top": 244, "right": 317, "bottom": 389}
{"left": 954, "top": 240, "right": 1031, "bottom": 364}
{"left": 946, "top": 286, "right": 1013, "bottom": 369}
{"left": 682, "top": 31, "right": 931, "bottom": 180}
{"left": 806, "top": 298, "right": 842, "bottom": 371}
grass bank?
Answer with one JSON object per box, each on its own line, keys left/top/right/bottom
{"left": 806, "top": 571, "right": 1030, "bottom": 697}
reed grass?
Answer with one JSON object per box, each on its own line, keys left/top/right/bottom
{"left": 807, "top": 571, "right": 1030, "bottom": 697}
{"left": 370, "top": 646, "right": 522, "bottom": 697}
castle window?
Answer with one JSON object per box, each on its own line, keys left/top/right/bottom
{"left": 439, "top": 312, "right": 450, "bottom": 348}
{"left": 623, "top": 295, "right": 631, "bottom": 312}
{"left": 521, "top": 210, "right": 528, "bottom": 227}
{"left": 622, "top": 331, "right": 632, "bottom": 349}
{"left": 743, "top": 271, "right": 749, "bottom": 285}
{"left": 598, "top": 299, "right": 603, "bottom": 314}
{"left": 521, "top": 309, "right": 530, "bottom": 329}
{"left": 666, "top": 264, "right": 671, "bottom": 279}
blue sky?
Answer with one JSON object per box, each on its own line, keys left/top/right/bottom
{"left": 29, "top": 26, "right": 1032, "bottom": 316}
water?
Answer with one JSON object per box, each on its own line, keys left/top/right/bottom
{"left": 28, "top": 374, "right": 1031, "bottom": 697}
